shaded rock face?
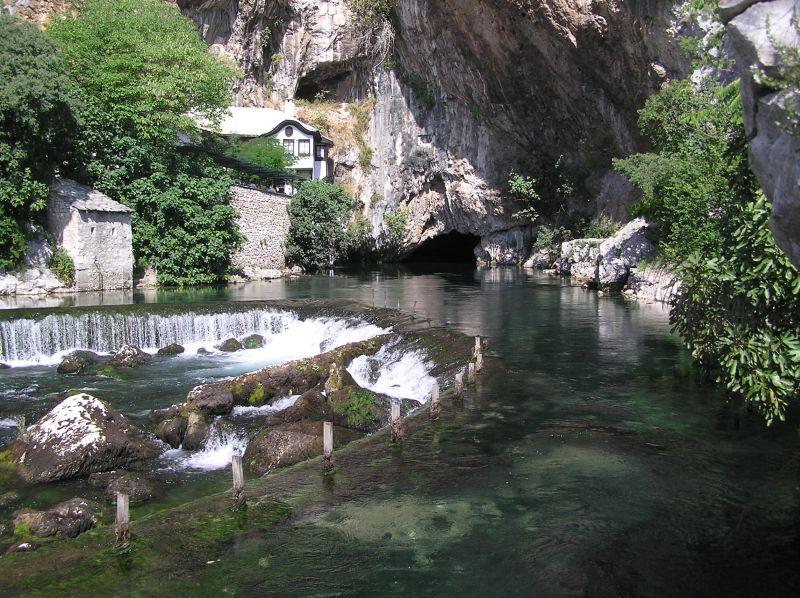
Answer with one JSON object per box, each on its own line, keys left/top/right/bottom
{"left": 178, "top": 0, "right": 686, "bottom": 258}
{"left": 12, "top": 498, "right": 100, "bottom": 540}
{"left": 7, "top": 394, "right": 159, "bottom": 483}
{"left": 722, "top": 0, "right": 800, "bottom": 268}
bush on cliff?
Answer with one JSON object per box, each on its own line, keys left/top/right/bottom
{"left": 286, "top": 181, "right": 355, "bottom": 270}
{"left": 46, "top": 0, "right": 242, "bottom": 285}
{"left": 617, "top": 76, "right": 799, "bottom": 423}
{"left": 0, "top": 14, "right": 80, "bottom": 270}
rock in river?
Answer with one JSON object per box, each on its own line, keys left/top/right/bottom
{"left": 109, "top": 344, "right": 152, "bottom": 368}
{"left": 218, "top": 338, "right": 244, "bottom": 352}
{"left": 157, "top": 343, "right": 185, "bottom": 356}
{"left": 244, "top": 420, "right": 361, "bottom": 476}
{"left": 89, "top": 470, "right": 154, "bottom": 503}
{"left": 12, "top": 498, "right": 100, "bottom": 539}
{"left": 242, "top": 334, "right": 265, "bottom": 349}
{"left": 57, "top": 350, "right": 101, "bottom": 375}
{"left": 5, "top": 393, "right": 159, "bottom": 483}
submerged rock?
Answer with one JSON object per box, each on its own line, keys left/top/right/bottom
{"left": 197, "top": 347, "right": 210, "bottom": 355}
{"left": 157, "top": 343, "right": 185, "bottom": 356}
{"left": 57, "top": 350, "right": 101, "bottom": 375}
{"left": 244, "top": 420, "right": 361, "bottom": 476}
{"left": 12, "top": 498, "right": 100, "bottom": 539}
{"left": 242, "top": 334, "right": 265, "bottom": 349}
{"left": 89, "top": 471, "right": 154, "bottom": 503}
{"left": 109, "top": 345, "right": 152, "bottom": 368}
{"left": 218, "top": 338, "right": 244, "bottom": 352}
{"left": 5, "top": 394, "right": 159, "bottom": 483}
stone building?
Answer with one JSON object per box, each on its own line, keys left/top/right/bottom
{"left": 229, "top": 184, "right": 292, "bottom": 278}
{"left": 47, "top": 179, "right": 134, "bottom": 291}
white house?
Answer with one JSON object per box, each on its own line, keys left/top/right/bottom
{"left": 196, "top": 103, "right": 334, "bottom": 195}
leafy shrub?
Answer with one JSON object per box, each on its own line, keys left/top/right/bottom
{"left": 285, "top": 181, "right": 355, "bottom": 269}
{"left": 614, "top": 80, "right": 756, "bottom": 262}
{"left": 671, "top": 197, "right": 800, "bottom": 424}
{"left": 582, "top": 215, "right": 618, "bottom": 239}
{"left": 0, "top": 14, "right": 80, "bottom": 270}
{"left": 508, "top": 171, "right": 541, "bottom": 224}
{"left": 532, "top": 225, "right": 572, "bottom": 261}
{"left": 48, "top": 250, "right": 75, "bottom": 286}
{"left": 384, "top": 207, "right": 407, "bottom": 250}
{"left": 229, "top": 136, "right": 296, "bottom": 172}
{"left": 47, "top": 0, "right": 241, "bottom": 286}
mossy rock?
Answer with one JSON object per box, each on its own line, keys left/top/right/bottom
{"left": 218, "top": 338, "right": 244, "bottom": 352}
{"left": 157, "top": 343, "right": 185, "bottom": 356}
{"left": 242, "top": 334, "right": 265, "bottom": 349}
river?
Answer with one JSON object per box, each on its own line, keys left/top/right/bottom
{"left": 0, "top": 265, "right": 798, "bottom": 596}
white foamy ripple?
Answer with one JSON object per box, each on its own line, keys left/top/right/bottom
{"left": 230, "top": 395, "right": 301, "bottom": 418}
{"left": 347, "top": 342, "right": 436, "bottom": 403}
{"left": 159, "top": 420, "right": 249, "bottom": 472}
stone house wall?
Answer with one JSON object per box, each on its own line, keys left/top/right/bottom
{"left": 47, "top": 182, "right": 134, "bottom": 291}
{"left": 229, "top": 185, "right": 291, "bottom": 272}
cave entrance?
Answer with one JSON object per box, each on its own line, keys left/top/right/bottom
{"left": 403, "top": 231, "right": 480, "bottom": 264}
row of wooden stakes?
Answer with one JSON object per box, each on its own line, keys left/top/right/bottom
{"left": 114, "top": 336, "right": 486, "bottom": 546}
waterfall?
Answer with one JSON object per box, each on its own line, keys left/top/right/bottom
{"left": 0, "top": 308, "right": 388, "bottom": 366}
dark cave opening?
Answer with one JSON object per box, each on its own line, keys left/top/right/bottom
{"left": 295, "top": 71, "right": 354, "bottom": 103}
{"left": 402, "top": 231, "right": 480, "bottom": 263}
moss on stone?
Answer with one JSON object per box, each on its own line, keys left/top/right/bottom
{"left": 248, "top": 384, "right": 266, "bottom": 406}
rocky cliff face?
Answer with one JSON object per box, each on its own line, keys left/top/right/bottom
{"left": 177, "top": 0, "right": 687, "bottom": 261}
{"left": 721, "top": 0, "right": 800, "bottom": 269}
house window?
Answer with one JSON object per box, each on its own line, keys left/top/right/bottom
{"left": 283, "top": 139, "right": 295, "bottom": 155}
{"left": 298, "top": 140, "right": 310, "bottom": 157}
{"left": 315, "top": 145, "right": 325, "bottom": 159}
{"left": 285, "top": 126, "right": 294, "bottom": 137}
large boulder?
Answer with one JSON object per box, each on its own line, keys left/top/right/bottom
{"left": 57, "top": 350, "right": 101, "bottom": 375}
{"left": 154, "top": 415, "right": 187, "bottom": 449}
{"left": 263, "top": 389, "right": 331, "bottom": 426}
{"left": 243, "top": 420, "right": 362, "bottom": 476}
{"left": 12, "top": 498, "right": 100, "bottom": 539}
{"left": 218, "top": 338, "right": 244, "bottom": 352}
{"left": 186, "top": 383, "right": 234, "bottom": 416}
{"left": 109, "top": 345, "right": 152, "bottom": 368}
{"left": 6, "top": 394, "right": 159, "bottom": 483}
{"left": 181, "top": 412, "right": 211, "bottom": 451}
{"left": 242, "top": 334, "right": 265, "bottom": 349}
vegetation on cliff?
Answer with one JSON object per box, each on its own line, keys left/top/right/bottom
{"left": 0, "top": 14, "right": 80, "bottom": 270}
{"left": 46, "top": 0, "right": 242, "bottom": 286}
{"left": 614, "top": 63, "right": 799, "bottom": 423}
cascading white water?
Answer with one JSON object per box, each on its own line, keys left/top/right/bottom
{"left": 347, "top": 341, "right": 437, "bottom": 403}
{"left": 160, "top": 419, "right": 249, "bottom": 472}
{"left": 0, "top": 309, "right": 388, "bottom": 366}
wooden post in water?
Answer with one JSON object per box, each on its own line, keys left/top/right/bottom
{"left": 454, "top": 372, "right": 464, "bottom": 397}
{"left": 323, "top": 421, "right": 334, "bottom": 472}
{"left": 231, "top": 453, "right": 245, "bottom": 507}
{"left": 467, "top": 363, "right": 476, "bottom": 385}
{"left": 429, "top": 382, "right": 441, "bottom": 420}
{"left": 390, "top": 401, "right": 404, "bottom": 442}
{"left": 115, "top": 492, "right": 130, "bottom": 547}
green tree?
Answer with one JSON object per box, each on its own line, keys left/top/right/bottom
{"left": 614, "top": 80, "right": 756, "bottom": 262}
{"left": 0, "top": 14, "right": 80, "bottom": 270}
{"left": 285, "top": 181, "right": 355, "bottom": 269}
{"left": 46, "top": 0, "right": 241, "bottom": 285}
{"left": 228, "top": 136, "right": 296, "bottom": 172}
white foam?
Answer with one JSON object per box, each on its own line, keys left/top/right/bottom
{"left": 0, "top": 309, "right": 388, "bottom": 367}
{"left": 347, "top": 342, "right": 437, "bottom": 403}
{"left": 0, "top": 417, "right": 19, "bottom": 429}
{"left": 160, "top": 420, "right": 248, "bottom": 472}
{"left": 230, "top": 395, "right": 301, "bottom": 418}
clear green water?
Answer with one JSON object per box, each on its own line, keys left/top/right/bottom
{"left": 1, "top": 265, "right": 798, "bottom": 596}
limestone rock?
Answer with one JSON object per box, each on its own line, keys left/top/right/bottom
{"left": 625, "top": 263, "right": 682, "bottom": 304}
{"left": 57, "top": 350, "right": 101, "bottom": 375}
{"left": 109, "top": 345, "right": 152, "bottom": 368}
{"left": 157, "top": 343, "right": 185, "bottom": 355}
{"left": 724, "top": 0, "right": 800, "bottom": 268}
{"left": 523, "top": 249, "right": 552, "bottom": 270}
{"left": 218, "top": 338, "right": 244, "bottom": 352}
{"left": 186, "top": 383, "right": 234, "bottom": 417}
{"left": 6, "top": 394, "right": 159, "bottom": 483}
{"left": 181, "top": 411, "right": 210, "bottom": 451}
{"left": 12, "top": 498, "right": 100, "bottom": 539}
{"left": 243, "top": 420, "right": 361, "bottom": 476}
{"left": 598, "top": 218, "right": 656, "bottom": 267}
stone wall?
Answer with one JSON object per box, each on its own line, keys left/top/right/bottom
{"left": 229, "top": 185, "right": 291, "bottom": 275}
